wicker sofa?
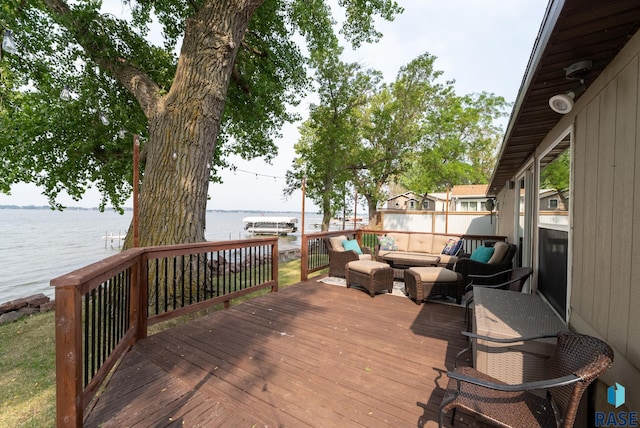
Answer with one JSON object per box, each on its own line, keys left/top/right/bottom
{"left": 375, "top": 232, "right": 464, "bottom": 269}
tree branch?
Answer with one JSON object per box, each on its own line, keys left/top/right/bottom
{"left": 42, "top": 0, "right": 161, "bottom": 118}
{"left": 231, "top": 66, "right": 252, "bottom": 95}
{"left": 241, "top": 40, "right": 267, "bottom": 58}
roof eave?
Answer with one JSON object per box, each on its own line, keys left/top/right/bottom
{"left": 487, "top": 0, "right": 565, "bottom": 197}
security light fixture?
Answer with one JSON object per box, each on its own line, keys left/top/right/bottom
{"left": 548, "top": 60, "right": 592, "bottom": 114}
{"left": 549, "top": 91, "right": 575, "bottom": 114}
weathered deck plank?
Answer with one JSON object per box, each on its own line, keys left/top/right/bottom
{"left": 84, "top": 277, "right": 474, "bottom": 427}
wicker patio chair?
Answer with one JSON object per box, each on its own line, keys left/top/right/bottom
{"left": 464, "top": 267, "right": 533, "bottom": 328}
{"left": 454, "top": 242, "right": 517, "bottom": 286}
{"left": 439, "top": 331, "right": 614, "bottom": 428}
{"left": 326, "top": 236, "right": 373, "bottom": 277}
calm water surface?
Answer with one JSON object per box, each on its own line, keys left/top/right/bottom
{"left": 0, "top": 208, "right": 330, "bottom": 304}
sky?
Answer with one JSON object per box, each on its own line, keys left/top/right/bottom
{"left": 0, "top": 0, "right": 549, "bottom": 212}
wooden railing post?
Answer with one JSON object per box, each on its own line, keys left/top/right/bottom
{"left": 272, "top": 241, "right": 279, "bottom": 292}
{"left": 138, "top": 254, "right": 148, "bottom": 339}
{"left": 55, "top": 285, "right": 83, "bottom": 428}
{"left": 130, "top": 254, "right": 147, "bottom": 341}
{"left": 300, "top": 235, "right": 309, "bottom": 281}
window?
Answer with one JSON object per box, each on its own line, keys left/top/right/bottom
{"left": 516, "top": 166, "right": 534, "bottom": 271}
{"left": 537, "top": 129, "right": 571, "bottom": 320}
{"left": 423, "top": 200, "right": 431, "bottom": 210}
{"left": 409, "top": 200, "right": 415, "bottom": 210}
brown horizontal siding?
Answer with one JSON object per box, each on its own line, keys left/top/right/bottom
{"left": 84, "top": 278, "right": 474, "bottom": 427}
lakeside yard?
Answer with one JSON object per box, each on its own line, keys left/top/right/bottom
{"left": 0, "top": 259, "right": 304, "bottom": 427}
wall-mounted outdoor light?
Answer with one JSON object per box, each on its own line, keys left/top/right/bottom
{"left": 549, "top": 60, "right": 592, "bottom": 114}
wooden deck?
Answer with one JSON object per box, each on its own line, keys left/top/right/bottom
{"left": 84, "top": 276, "right": 475, "bottom": 427}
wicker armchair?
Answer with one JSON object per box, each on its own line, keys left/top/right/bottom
{"left": 326, "top": 235, "right": 373, "bottom": 277}
{"left": 439, "top": 331, "right": 614, "bottom": 428}
{"left": 454, "top": 242, "right": 517, "bottom": 286}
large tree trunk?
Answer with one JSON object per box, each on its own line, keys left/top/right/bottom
{"left": 125, "top": 0, "right": 263, "bottom": 248}
{"left": 365, "top": 195, "right": 379, "bottom": 226}
{"left": 321, "top": 194, "right": 332, "bottom": 232}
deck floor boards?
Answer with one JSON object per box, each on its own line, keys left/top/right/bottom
{"left": 84, "top": 277, "right": 478, "bottom": 427}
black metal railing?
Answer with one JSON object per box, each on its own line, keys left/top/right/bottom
{"left": 83, "top": 269, "right": 131, "bottom": 387}
{"left": 52, "top": 238, "right": 278, "bottom": 427}
{"left": 146, "top": 242, "right": 275, "bottom": 320}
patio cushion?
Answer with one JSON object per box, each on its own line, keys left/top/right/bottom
{"left": 432, "top": 234, "right": 452, "bottom": 254}
{"left": 347, "top": 260, "right": 390, "bottom": 274}
{"left": 409, "top": 267, "right": 459, "bottom": 282}
{"left": 487, "top": 241, "right": 509, "bottom": 264}
{"left": 408, "top": 233, "right": 434, "bottom": 253}
{"left": 329, "top": 235, "right": 348, "bottom": 252}
{"left": 381, "top": 252, "right": 440, "bottom": 265}
{"left": 438, "top": 254, "right": 459, "bottom": 266}
{"left": 387, "top": 233, "right": 409, "bottom": 252}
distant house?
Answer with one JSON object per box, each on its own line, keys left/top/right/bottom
{"left": 384, "top": 192, "right": 441, "bottom": 211}
{"left": 385, "top": 186, "right": 494, "bottom": 212}
{"left": 449, "top": 184, "right": 490, "bottom": 212}
{"left": 538, "top": 188, "right": 568, "bottom": 211}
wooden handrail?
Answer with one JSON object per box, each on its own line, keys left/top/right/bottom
{"left": 52, "top": 238, "right": 278, "bottom": 428}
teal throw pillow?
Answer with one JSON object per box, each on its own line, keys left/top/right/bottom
{"left": 342, "top": 239, "right": 363, "bottom": 254}
{"left": 469, "top": 246, "right": 495, "bottom": 263}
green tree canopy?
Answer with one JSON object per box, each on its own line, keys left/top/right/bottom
{"left": 285, "top": 46, "right": 382, "bottom": 230}
{"left": 289, "top": 49, "right": 508, "bottom": 224}
{"left": 350, "top": 52, "right": 445, "bottom": 220}
{"left": 0, "top": 0, "right": 401, "bottom": 246}
{"left": 400, "top": 90, "right": 509, "bottom": 197}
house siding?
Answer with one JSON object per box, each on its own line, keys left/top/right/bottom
{"left": 496, "top": 29, "right": 640, "bottom": 411}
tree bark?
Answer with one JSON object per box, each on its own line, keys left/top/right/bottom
{"left": 365, "top": 195, "right": 378, "bottom": 226}
{"left": 125, "top": 0, "right": 264, "bottom": 247}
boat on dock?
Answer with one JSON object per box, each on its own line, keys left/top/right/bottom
{"left": 243, "top": 216, "right": 298, "bottom": 235}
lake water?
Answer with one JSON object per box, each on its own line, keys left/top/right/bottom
{"left": 0, "top": 208, "right": 335, "bottom": 304}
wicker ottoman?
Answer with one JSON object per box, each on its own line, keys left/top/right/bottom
{"left": 403, "top": 267, "right": 464, "bottom": 304}
{"left": 345, "top": 260, "right": 394, "bottom": 297}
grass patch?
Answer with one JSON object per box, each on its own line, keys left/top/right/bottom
{"left": 0, "top": 310, "right": 56, "bottom": 428}
{"left": 0, "top": 258, "right": 307, "bottom": 426}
